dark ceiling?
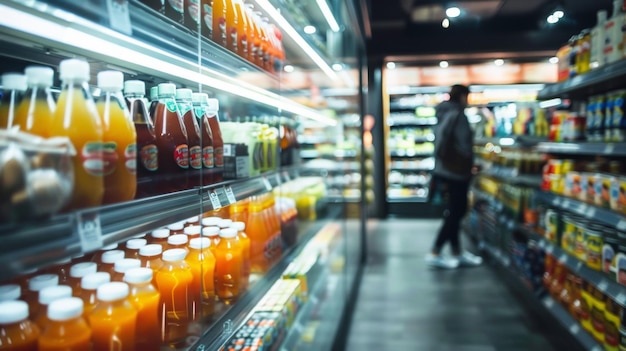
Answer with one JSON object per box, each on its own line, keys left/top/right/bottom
{"left": 366, "top": 0, "right": 614, "bottom": 65}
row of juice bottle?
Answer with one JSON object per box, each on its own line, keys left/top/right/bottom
{"left": 0, "top": 58, "right": 225, "bottom": 210}
{"left": 141, "top": 0, "right": 285, "bottom": 73}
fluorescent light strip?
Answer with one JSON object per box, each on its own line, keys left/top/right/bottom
{"left": 254, "top": 0, "right": 338, "bottom": 81}
{"left": 0, "top": 3, "right": 336, "bottom": 126}
{"left": 316, "top": 0, "right": 340, "bottom": 32}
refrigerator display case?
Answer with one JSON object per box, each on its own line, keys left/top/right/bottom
{"left": 0, "top": 0, "right": 367, "bottom": 349}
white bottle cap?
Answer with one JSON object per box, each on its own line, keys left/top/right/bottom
{"left": 97, "top": 70, "right": 124, "bottom": 91}
{"left": 48, "top": 297, "right": 83, "bottom": 321}
{"left": 150, "top": 86, "right": 158, "bottom": 100}
{"left": 39, "top": 285, "right": 72, "bottom": 305}
{"left": 101, "top": 250, "right": 125, "bottom": 264}
{"left": 201, "top": 217, "right": 222, "bottom": 226}
{"left": 59, "top": 58, "right": 90, "bottom": 82}
{"left": 192, "top": 93, "right": 205, "bottom": 104}
{"left": 0, "top": 285, "right": 21, "bottom": 301}
{"left": 186, "top": 216, "right": 200, "bottom": 224}
{"left": 1, "top": 73, "right": 27, "bottom": 91}
{"left": 96, "top": 282, "right": 129, "bottom": 302}
{"left": 113, "top": 259, "right": 141, "bottom": 274}
{"left": 24, "top": 66, "right": 54, "bottom": 87}
{"left": 167, "top": 221, "right": 185, "bottom": 231}
{"left": 124, "top": 80, "right": 146, "bottom": 95}
{"left": 102, "top": 243, "right": 119, "bottom": 250}
{"left": 29, "top": 274, "right": 59, "bottom": 292}
{"left": 175, "top": 88, "right": 193, "bottom": 100}
{"left": 162, "top": 248, "right": 187, "bottom": 262}
{"left": 139, "top": 244, "right": 163, "bottom": 257}
{"left": 151, "top": 228, "right": 170, "bottom": 239}
{"left": 158, "top": 83, "right": 176, "bottom": 96}
{"left": 126, "top": 238, "right": 147, "bottom": 250}
{"left": 81, "top": 272, "right": 111, "bottom": 290}
{"left": 167, "top": 234, "right": 188, "bottom": 246}
{"left": 220, "top": 228, "right": 237, "bottom": 239}
{"left": 189, "top": 237, "right": 212, "bottom": 250}
{"left": 70, "top": 262, "right": 97, "bottom": 279}
{"left": 202, "top": 226, "right": 220, "bottom": 237}
{"left": 218, "top": 219, "right": 233, "bottom": 228}
{"left": 207, "top": 98, "right": 219, "bottom": 112}
{"left": 184, "top": 225, "right": 202, "bottom": 236}
{"left": 232, "top": 221, "right": 246, "bottom": 231}
{"left": 124, "top": 268, "right": 153, "bottom": 284}
{"left": 0, "top": 301, "right": 29, "bottom": 324}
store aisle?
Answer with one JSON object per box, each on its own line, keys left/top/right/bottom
{"left": 344, "top": 219, "right": 556, "bottom": 351}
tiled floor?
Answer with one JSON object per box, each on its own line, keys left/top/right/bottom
{"left": 344, "top": 219, "right": 557, "bottom": 351}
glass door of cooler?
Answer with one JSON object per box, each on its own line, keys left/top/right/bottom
{"left": 0, "top": 0, "right": 366, "bottom": 350}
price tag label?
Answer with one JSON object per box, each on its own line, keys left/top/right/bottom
{"left": 597, "top": 279, "right": 609, "bottom": 292}
{"left": 262, "top": 176, "right": 272, "bottom": 191}
{"left": 75, "top": 212, "right": 103, "bottom": 252}
{"left": 224, "top": 186, "right": 237, "bottom": 204}
{"left": 106, "top": 0, "right": 132, "bottom": 35}
{"left": 617, "top": 220, "right": 626, "bottom": 231}
{"left": 208, "top": 190, "right": 222, "bottom": 210}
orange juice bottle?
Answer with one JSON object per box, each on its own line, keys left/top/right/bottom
{"left": 201, "top": 226, "right": 220, "bottom": 255}
{"left": 156, "top": 248, "right": 193, "bottom": 344}
{"left": 125, "top": 238, "right": 147, "bottom": 259}
{"left": 168, "top": 221, "right": 186, "bottom": 235}
{"left": 212, "top": 0, "right": 227, "bottom": 47}
{"left": 68, "top": 262, "right": 97, "bottom": 297}
{"left": 266, "top": 193, "right": 282, "bottom": 262}
{"left": 218, "top": 218, "right": 232, "bottom": 230}
{"left": 89, "top": 243, "right": 118, "bottom": 264}
{"left": 229, "top": 199, "right": 248, "bottom": 223}
{"left": 34, "top": 285, "right": 73, "bottom": 330}
{"left": 79, "top": 272, "right": 110, "bottom": 320}
{"left": 0, "top": 73, "right": 27, "bottom": 129}
{"left": 39, "top": 297, "right": 91, "bottom": 351}
{"left": 184, "top": 225, "right": 202, "bottom": 241}
{"left": 50, "top": 58, "right": 104, "bottom": 210}
{"left": 89, "top": 282, "right": 137, "bottom": 351}
{"left": 0, "top": 300, "right": 39, "bottom": 351}
{"left": 14, "top": 66, "right": 55, "bottom": 137}
{"left": 99, "top": 250, "right": 125, "bottom": 275}
{"left": 244, "top": 4, "right": 257, "bottom": 62}
{"left": 0, "top": 285, "right": 21, "bottom": 302}
{"left": 39, "top": 258, "right": 72, "bottom": 285}
{"left": 96, "top": 70, "right": 137, "bottom": 204}
{"left": 124, "top": 268, "right": 161, "bottom": 351}
{"left": 234, "top": 0, "right": 249, "bottom": 58}
{"left": 24, "top": 274, "right": 58, "bottom": 320}
{"left": 167, "top": 234, "right": 189, "bottom": 252}
{"left": 148, "top": 228, "right": 170, "bottom": 245}
{"left": 232, "top": 221, "right": 250, "bottom": 289}
{"left": 247, "top": 198, "right": 269, "bottom": 273}
{"left": 138, "top": 244, "right": 164, "bottom": 288}
{"left": 247, "top": 9, "right": 263, "bottom": 67}
{"left": 256, "top": 14, "right": 270, "bottom": 70}
{"left": 187, "top": 237, "right": 216, "bottom": 321}
{"left": 186, "top": 216, "right": 201, "bottom": 227}
{"left": 225, "top": 0, "right": 238, "bottom": 53}
{"left": 111, "top": 259, "right": 141, "bottom": 282}
{"left": 214, "top": 228, "right": 242, "bottom": 304}
{"left": 201, "top": 216, "right": 222, "bottom": 227}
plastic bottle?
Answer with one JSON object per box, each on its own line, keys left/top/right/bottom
{"left": 212, "top": 0, "right": 227, "bottom": 46}
{"left": 199, "top": 0, "right": 214, "bottom": 40}
{"left": 167, "top": 234, "right": 190, "bottom": 252}
{"left": 154, "top": 83, "right": 189, "bottom": 193}
{"left": 14, "top": 66, "right": 56, "bottom": 137}
{"left": 234, "top": 0, "right": 249, "bottom": 58}
{"left": 148, "top": 228, "right": 170, "bottom": 246}
{"left": 225, "top": 0, "right": 238, "bottom": 53}
{"left": 125, "top": 238, "right": 147, "bottom": 259}
{"left": 229, "top": 199, "right": 248, "bottom": 223}
{"left": 215, "top": 228, "right": 243, "bottom": 304}
{"left": 246, "top": 198, "right": 269, "bottom": 273}
{"left": 89, "top": 243, "right": 118, "bottom": 264}
{"left": 168, "top": 221, "right": 187, "bottom": 235}
{"left": 205, "top": 97, "right": 224, "bottom": 181}
{"left": 186, "top": 215, "right": 201, "bottom": 227}
{"left": 591, "top": 10, "right": 608, "bottom": 69}
{"left": 201, "top": 225, "right": 221, "bottom": 255}
{"left": 183, "top": 225, "right": 202, "bottom": 240}
{"left": 191, "top": 93, "right": 214, "bottom": 184}
{"left": 34, "top": 285, "right": 73, "bottom": 330}
{"left": 185, "top": 0, "right": 201, "bottom": 33}
{"left": 96, "top": 70, "right": 137, "bottom": 204}
{"left": 605, "top": 0, "right": 625, "bottom": 64}
{"left": 165, "top": 0, "right": 185, "bottom": 24}
{"left": 140, "top": 0, "right": 165, "bottom": 13}
{"left": 124, "top": 268, "right": 161, "bottom": 351}
{"left": 176, "top": 88, "right": 202, "bottom": 187}
{"left": 0, "top": 300, "right": 39, "bottom": 350}
{"left": 218, "top": 218, "right": 233, "bottom": 230}
{"left": 38, "top": 297, "right": 91, "bottom": 351}
{"left": 0, "top": 73, "right": 27, "bottom": 129}
{"left": 111, "top": 258, "right": 141, "bottom": 282}
{"left": 156, "top": 248, "right": 193, "bottom": 344}
{"left": 148, "top": 86, "right": 159, "bottom": 118}
{"left": 138, "top": 244, "right": 164, "bottom": 288}
{"left": 99, "top": 250, "right": 125, "bottom": 275}
{"left": 232, "top": 221, "right": 250, "bottom": 289}
{"left": 89, "top": 282, "right": 137, "bottom": 351}
{"left": 0, "top": 285, "right": 21, "bottom": 302}
{"left": 42, "top": 258, "right": 72, "bottom": 285}
{"left": 186, "top": 237, "right": 216, "bottom": 321}
{"left": 68, "top": 262, "right": 97, "bottom": 297}
{"left": 24, "top": 274, "right": 58, "bottom": 320}
{"left": 244, "top": 4, "right": 258, "bottom": 63}
{"left": 125, "top": 80, "right": 158, "bottom": 198}
{"left": 79, "top": 272, "right": 110, "bottom": 320}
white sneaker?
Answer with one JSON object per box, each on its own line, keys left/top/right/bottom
{"left": 425, "top": 254, "right": 459, "bottom": 269}
{"left": 457, "top": 251, "right": 483, "bottom": 267}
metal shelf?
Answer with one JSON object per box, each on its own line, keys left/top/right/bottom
{"left": 474, "top": 136, "right": 547, "bottom": 148}
{"left": 536, "top": 142, "right": 626, "bottom": 157}
{"left": 389, "top": 150, "right": 434, "bottom": 158}
{"left": 480, "top": 171, "right": 543, "bottom": 188}
{"left": 386, "top": 195, "right": 429, "bottom": 203}
{"left": 538, "top": 59, "right": 626, "bottom": 100}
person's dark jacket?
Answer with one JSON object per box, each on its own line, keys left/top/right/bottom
{"left": 433, "top": 101, "right": 474, "bottom": 181}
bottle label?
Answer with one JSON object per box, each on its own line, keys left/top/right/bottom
{"left": 166, "top": 101, "right": 178, "bottom": 113}
{"left": 168, "top": 0, "right": 184, "bottom": 13}
{"left": 203, "top": 4, "right": 213, "bottom": 35}
{"left": 81, "top": 142, "right": 105, "bottom": 176}
{"left": 188, "top": 0, "right": 200, "bottom": 24}
{"left": 141, "top": 144, "right": 159, "bottom": 171}
{"left": 179, "top": 103, "right": 192, "bottom": 115}
{"left": 219, "top": 17, "right": 227, "bottom": 46}
{"left": 203, "top": 146, "right": 214, "bottom": 168}
{"left": 102, "top": 142, "right": 119, "bottom": 176}
{"left": 214, "top": 146, "right": 224, "bottom": 167}
{"left": 189, "top": 145, "right": 202, "bottom": 169}
{"left": 194, "top": 107, "right": 206, "bottom": 119}
{"left": 124, "top": 143, "right": 137, "bottom": 174}
{"left": 175, "top": 144, "right": 190, "bottom": 168}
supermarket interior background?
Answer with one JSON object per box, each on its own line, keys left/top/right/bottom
{"left": 0, "top": 0, "right": 625, "bottom": 350}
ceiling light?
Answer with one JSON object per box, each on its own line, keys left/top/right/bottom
{"left": 547, "top": 14, "right": 558, "bottom": 24}
{"left": 303, "top": 25, "right": 316, "bottom": 34}
{"left": 549, "top": 56, "right": 559, "bottom": 64}
{"left": 445, "top": 7, "right": 461, "bottom": 18}
{"left": 316, "top": 0, "right": 340, "bottom": 32}
{"left": 442, "top": 18, "right": 450, "bottom": 28}
{"left": 494, "top": 59, "right": 504, "bottom": 66}
{"left": 386, "top": 62, "right": 396, "bottom": 69}
{"left": 284, "top": 64, "right": 295, "bottom": 72}
{"left": 332, "top": 63, "right": 343, "bottom": 71}
{"left": 553, "top": 10, "right": 564, "bottom": 19}
{"left": 439, "top": 61, "right": 449, "bottom": 68}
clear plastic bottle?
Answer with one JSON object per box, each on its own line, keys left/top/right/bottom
{"left": 124, "top": 238, "right": 147, "bottom": 259}
{"left": 215, "top": 228, "right": 242, "bottom": 304}
{"left": 14, "top": 66, "right": 56, "bottom": 137}
{"left": 23, "top": 274, "right": 58, "bottom": 320}
{"left": 99, "top": 250, "right": 125, "bottom": 275}
{"left": 167, "top": 234, "right": 189, "bottom": 252}
{"left": 138, "top": 244, "right": 164, "bottom": 288}
{"left": 0, "top": 73, "right": 27, "bottom": 129}
{"left": 201, "top": 225, "right": 221, "bottom": 255}
{"left": 79, "top": 272, "right": 110, "bottom": 320}
{"left": 156, "top": 249, "right": 193, "bottom": 344}
{"left": 148, "top": 86, "right": 159, "bottom": 118}
{"left": 38, "top": 297, "right": 91, "bottom": 351}
{"left": 148, "top": 228, "right": 170, "bottom": 246}
{"left": 34, "top": 285, "right": 73, "bottom": 330}
{"left": 183, "top": 225, "right": 202, "bottom": 240}
{"left": 0, "top": 300, "right": 39, "bottom": 350}
{"left": 68, "top": 262, "right": 97, "bottom": 297}
{"left": 187, "top": 237, "right": 216, "bottom": 321}
{"left": 175, "top": 88, "right": 202, "bottom": 187}
{"left": 111, "top": 258, "right": 142, "bottom": 282}
{"left": 89, "top": 282, "right": 137, "bottom": 351}
{"left": 205, "top": 97, "right": 224, "bottom": 182}
{"left": 232, "top": 221, "right": 250, "bottom": 290}
{"left": 191, "top": 93, "right": 214, "bottom": 185}
{"left": 124, "top": 268, "right": 161, "bottom": 351}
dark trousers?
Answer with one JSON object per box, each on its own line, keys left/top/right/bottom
{"left": 432, "top": 176, "right": 470, "bottom": 255}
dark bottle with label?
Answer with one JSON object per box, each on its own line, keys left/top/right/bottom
{"left": 165, "top": 0, "right": 185, "bottom": 25}
{"left": 206, "top": 98, "right": 223, "bottom": 183}
{"left": 175, "top": 89, "right": 202, "bottom": 188}
{"left": 124, "top": 80, "right": 158, "bottom": 198}
{"left": 153, "top": 83, "right": 189, "bottom": 193}
{"left": 185, "top": 0, "right": 201, "bottom": 33}
{"left": 148, "top": 86, "right": 159, "bottom": 119}
{"left": 200, "top": 0, "right": 214, "bottom": 40}
{"left": 192, "top": 93, "right": 214, "bottom": 186}
{"left": 141, "top": 0, "right": 165, "bottom": 13}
